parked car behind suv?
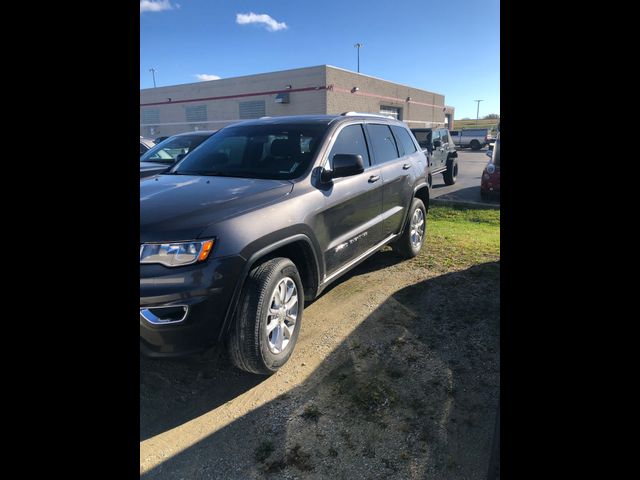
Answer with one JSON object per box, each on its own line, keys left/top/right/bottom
{"left": 140, "top": 137, "right": 155, "bottom": 156}
{"left": 410, "top": 127, "right": 459, "bottom": 186}
{"left": 449, "top": 128, "right": 488, "bottom": 150}
{"left": 140, "top": 130, "right": 217, "bottom": 178}
{"left": 481, "top": 132, "right": 500, "bottom": 200}
{"left": 140, "top": 113, "right": 431, "bottom": 374}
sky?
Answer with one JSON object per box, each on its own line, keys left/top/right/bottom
{"left": 140, "top": 0, "right": 500, "bottom": 119}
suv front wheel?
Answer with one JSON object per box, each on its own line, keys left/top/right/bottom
{"left": 228, "top": 257, "right": 304, "bottom": 375}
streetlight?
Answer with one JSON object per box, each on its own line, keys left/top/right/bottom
{"left": 149, "top": 67, "right": 157, "bottom": 88}
{"left": 474, "top": 99, "right": 484, "bottom": 127}
{"left": 354, "top": 43, "right": 363, "bottom": 73}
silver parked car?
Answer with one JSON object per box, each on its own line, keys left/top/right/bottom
{"left": 140, "top": 137, "right": 156, "bottom": 156}
{"left": 140, "top": 130, "right": 217, "bottom": 178}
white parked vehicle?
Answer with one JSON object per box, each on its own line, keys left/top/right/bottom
{"left": 448, "top": 128, "right": 488, "bottom": 150}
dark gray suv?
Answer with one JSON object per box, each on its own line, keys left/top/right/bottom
{"left": 140, "top": 113, "right": 431, "bottom": 374}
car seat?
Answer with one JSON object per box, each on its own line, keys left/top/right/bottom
{"left": 263, "top": 138, "right": 300, "bottom": 173}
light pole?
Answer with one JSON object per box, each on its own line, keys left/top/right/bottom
{"left": 354, "top": 43, "right": 363, "bottom": 73}
{"left": 149, "top": 68, "right": 157, "bottom": 88}
{"left": 474, "top": 99, "right": 484, "bottom": 127}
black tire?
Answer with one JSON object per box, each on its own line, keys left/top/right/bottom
{"left": 443, "top": 158, "right": 458, "bottom": 185}
{"left": 227, "top": 257, "right": 304, "bottom": 375}
{"left": 394, "top": 198, "right": 427, "bottom": 259}
{"left": 470, "top": 139, "right": 481, "bottom": 150}
{"left": 480, "top": 191, "right": 490, "bottom": 201}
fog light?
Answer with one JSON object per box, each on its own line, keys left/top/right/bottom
{"left": 140, "top": 306, "right": 189, "bottom": 324}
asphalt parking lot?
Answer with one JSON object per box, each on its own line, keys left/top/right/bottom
{"left": 430, "top": 147, "right": 499, "bottom": 206}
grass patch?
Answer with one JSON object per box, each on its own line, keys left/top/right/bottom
{"left": 350, "top": 380, "right": 397, "bottom": 414}
{"left": 255, "top": 440, "right": 274, "bottom": 463}
{"left": 264, "top": 445, "right": 313, "bottom": 473}
{"left": 301, "top": 404, "right": 322, "bottom": 422}
{"left": 416, "top": 205, "right": 500, "bottom": 273}
{"left": 451, "top": 118, "right": 499, "bottom": 134}
{"left": 385, "top": 366, "right": 405, "bottom": 379}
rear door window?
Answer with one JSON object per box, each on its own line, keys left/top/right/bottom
{"left": 391, "top": 126, "right": 417, "bottom": 156}
{"left": 366, "top": 124, "right": 399, "bottom": 164}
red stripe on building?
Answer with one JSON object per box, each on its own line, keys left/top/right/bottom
{"left": 140, "top": 86, "right": 330, "bottom": 107}
{"left": 140, "top": 83, "right": 444, "bottom": 110}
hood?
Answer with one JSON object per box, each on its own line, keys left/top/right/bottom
{"left": 140, "top": 174, "right": 293, "bottom": 243}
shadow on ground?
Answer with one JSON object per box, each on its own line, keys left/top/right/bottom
{"left": 140, "top": 347, "right": 264, "bottom": 442}
{"left": 141, "top": 260, "right": 500, "bottom": 479}
{"left": 432, "top": 185, "right": 500, "bottom": 205}
{"left": 140, "top": 248, "right": 409, "bottom": 442}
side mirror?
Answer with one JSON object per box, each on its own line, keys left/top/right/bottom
{"left": 485, "top": 150, "right": 493, "bottom": 158}
{"left": 321, "top": 154, "right": 364, "bottom": 182}
{"left": 433, "top": 140, "right": 442, "bottom": 148}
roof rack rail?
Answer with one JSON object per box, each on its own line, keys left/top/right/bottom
{"left": 340, "top": 111, "right": 395, "bottom": 119}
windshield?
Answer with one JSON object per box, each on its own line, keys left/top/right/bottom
{"left": 173, "top": 124, "right": 328, "bottom": 180}
{"left": 140, "top": 134, "right": 210, "bottom": 164}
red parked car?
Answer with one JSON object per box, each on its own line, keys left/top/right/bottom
{"left": 481, "top": 133, "right": 500, "bottom": 200}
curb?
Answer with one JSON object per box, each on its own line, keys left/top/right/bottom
{"left": 430, "top": 197, "right": 501, "bottom": 209}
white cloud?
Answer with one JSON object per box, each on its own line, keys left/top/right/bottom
{"left": 195, "top": 74, "right": 221, "bottom": 81}
{"left": 140, "top": 0, "right": 174, "bottom": 13}
{"left": 236, "top": 12, "right": 287, "bottom": 32}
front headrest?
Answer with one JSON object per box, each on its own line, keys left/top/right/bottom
{"left": 210, "top": 152, "right": 229, "bottom": 166}
{"left": 270, "top": 138, "right": 299, "bottom": 157}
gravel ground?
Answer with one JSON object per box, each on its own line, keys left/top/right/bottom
{"left": 141, "top": 242, "right": 500, "bottom": 479}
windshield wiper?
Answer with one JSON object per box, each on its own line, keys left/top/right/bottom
{"left": 164, "top": 170, "right": 201, "bottom": 175}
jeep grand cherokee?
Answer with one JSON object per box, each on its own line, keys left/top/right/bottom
{"left": 140, "top": 113, "right": 430, "bottom": 374}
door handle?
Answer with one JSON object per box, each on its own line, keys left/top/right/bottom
{"left": 402, "top": 164, "right": 411, "bottom": 170}
{"left": 368, "top": 175, "right": 380, "bottom": 183}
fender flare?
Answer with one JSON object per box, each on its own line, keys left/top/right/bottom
{"left": 396, "top": 182, "right": 430, "bottom": 238}
{"left": 218, "top": 233, "right": 321, "bottom": 340}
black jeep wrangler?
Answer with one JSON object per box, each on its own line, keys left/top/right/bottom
{"left": 410, "top": 127, "right": 459, "bottom": 186}
{"left": 140, "top": 113, "right": 431, "bottom": 374}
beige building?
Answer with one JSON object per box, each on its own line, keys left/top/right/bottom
{"left": 140, "top": 65, "right": 454, "bottom": 137}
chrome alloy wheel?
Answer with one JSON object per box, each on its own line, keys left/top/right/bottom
{"left": 266, "top": 277, "right": 298, "bottom": 354}
{"left": 410, "top": 208, "right": 425, "bottom": 249}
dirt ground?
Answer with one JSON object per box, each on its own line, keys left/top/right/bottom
{"left": 140, "top": 246, "right": 500, "bottom": 479}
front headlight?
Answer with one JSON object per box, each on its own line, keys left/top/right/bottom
{"left": 486, "top": 163, "right": 496, "bottom": 174}
{"left": 140, "top": 239, "right": 214, "bottom": 267}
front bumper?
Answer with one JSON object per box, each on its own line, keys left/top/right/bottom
{"left": 140, "top": 254, "right": 246, "bottom": 357}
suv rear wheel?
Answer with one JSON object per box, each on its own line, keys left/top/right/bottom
{"left": 394, "top": 198, "right": 426, "bottom": 258}
{"left": 228, "top": 257, "right": 304, "bottom": 375}
{"left": 470, "top": 139, "right": 481, "bottom": 150}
